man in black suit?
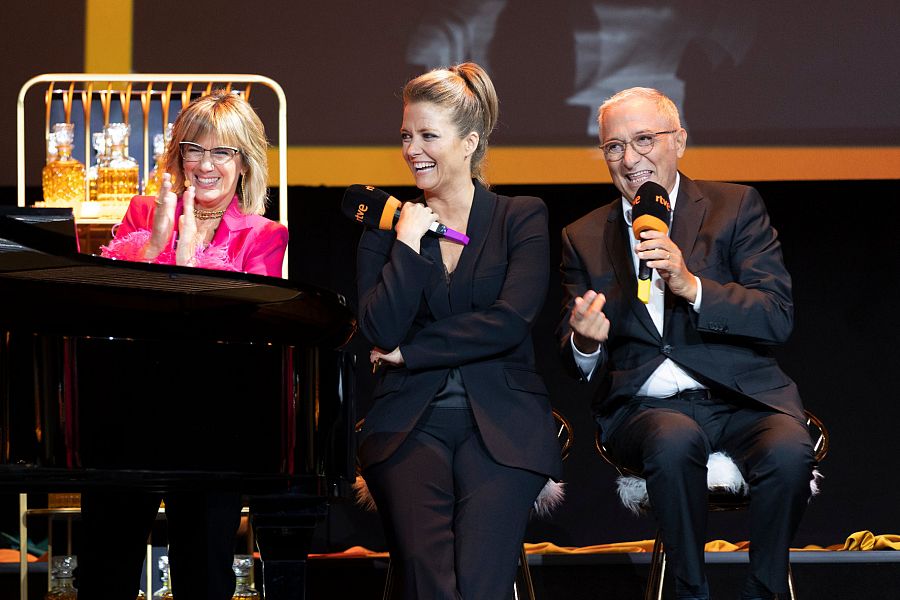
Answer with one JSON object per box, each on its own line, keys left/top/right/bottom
{"left": 559, "top": 87, "right": 814, "bottom": 600}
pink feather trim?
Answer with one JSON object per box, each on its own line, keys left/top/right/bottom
{"left": 100, "top": 230, "right": 153, "bottom": 262}
{"left": 194, "top": 242, "right": 238, "bottom": 271}
{"left": 100, "top": 229, "right": 239, "bottom": 272}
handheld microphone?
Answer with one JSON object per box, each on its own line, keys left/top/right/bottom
{"left": 631, "top": 181, "right": 671, "bottom": 304}
{"left": 341, "top": 184, "right": 470, "bottom": 245}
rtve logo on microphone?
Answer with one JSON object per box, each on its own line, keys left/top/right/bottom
{"left": 354, "top": 185, "right": 377, "bottom": 223}
{"left": 633, "top": 193, "right": 671, "bottom": 212}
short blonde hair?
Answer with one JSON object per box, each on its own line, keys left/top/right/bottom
{"left": 403, "top": 62, "right": 499, "bottom": 187}
{"left": 163, "top": 90, "right": 269, "bottom": 215}
{"left": 598, "top": 87, "right": 682, "bottom": 140}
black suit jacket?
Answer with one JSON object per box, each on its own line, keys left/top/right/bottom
{"left": 559, "top": 175, "right": 805, "bottom": 435}
{"left": 357, "top": 181, "right": 562, "bottom": 479}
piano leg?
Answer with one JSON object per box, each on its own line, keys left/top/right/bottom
{"left": 250, "top": 494, "right": 328, "bottom": 600}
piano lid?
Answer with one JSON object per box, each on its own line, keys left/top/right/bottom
{"left": 0, "top": 208, "right": 356, "bottom": 347}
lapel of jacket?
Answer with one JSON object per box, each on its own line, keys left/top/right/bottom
{"left": 664, "top": 174, "right": 707, "bottom": 333}
{"left": 448, "top": 181, "right": 494, "bottom": 314}
{"left": 211, "top": 196, "right": 250, "bottom": 245}
{"left": 606, "top": 202, "right": 661, "bottom": 341}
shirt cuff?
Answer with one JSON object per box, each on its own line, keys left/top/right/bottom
{"left": 690, "top": 276, "right": 703, "bottom": 311}
{"left": 570, "top": 333, "right": 601, "bottom": 380}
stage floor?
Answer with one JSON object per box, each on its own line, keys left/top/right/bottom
{"left": 2, "top": 550, "right": 897, "bottom": 599}
{"left": 304, "top": 551, "right": 900, "bottom": 599}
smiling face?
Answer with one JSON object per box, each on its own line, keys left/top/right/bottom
{"left": 182, "top": 133, "right": 244, "bottom": 210}
{"left": 400, "top": 101, "right": 477, "bottom": 197}
{"left": 600, "top": 97, "right": 686, "bottom": 203}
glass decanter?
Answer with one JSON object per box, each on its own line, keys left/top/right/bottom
{"left": 45, "top": 555, "right": 77, "bottom": 600}
{"left": 231, "top": 554, "right": 259, "bottom": 600}
{"left": 152, "top": 555, "right": 174, "bottom": 599}
{"left": 97, "top": 122, "right": 139, "bottom": 203}
{"left": 41, "top": 123, "right": 84, "bottom": 204}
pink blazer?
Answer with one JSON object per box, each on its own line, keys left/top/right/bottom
{"left": 104, "top": 195, "right": 288, "bottom": 277}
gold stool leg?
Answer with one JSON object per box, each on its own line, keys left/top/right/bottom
{"left": 645, "top": 530, "right": 666, "bottom": 600}
{"left": 513, "top": 544, "right": 536, "bottom": 600}
{"left": 786, "top": 561, "right": 796, "bottom": 600}
{"left": 382, "top": 558, "right": 394, "bottom": 600}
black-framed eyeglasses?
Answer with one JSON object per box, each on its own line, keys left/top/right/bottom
{"left": 599, "top": 130, "right": 677, "bottom": 161}
{"left": 179, "top": 141, "right": 241, "bottom": 164}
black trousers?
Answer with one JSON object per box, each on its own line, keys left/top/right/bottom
{"left": 363, "top": 405, "right": 546, "bottom": 600}
{"left": 606, "top": 392, "right": 814, "bottom": 598}
{"left": 75, "top": 490, "right": 242, "bottom": 600}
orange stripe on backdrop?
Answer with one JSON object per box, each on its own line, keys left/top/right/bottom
{"left": 270, "top": 146, "right": 900, "bottom": 188}
{"left": 84, "top": 0, "right": 133, "bottom": 73}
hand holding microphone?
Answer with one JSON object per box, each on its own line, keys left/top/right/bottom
{"left": 631, "top": 181, "right": 671, "bottom": 303}
{"left": 341, "top": 184, "right": 470, "bottom": 246}
{"left": 395, "top": 202, "right": 440, "bottom": 253}
{"left": 632, "top": 180, "right": 696, "bottom": 303}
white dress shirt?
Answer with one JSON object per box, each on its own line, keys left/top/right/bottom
{"left": 571, "top": 173, "right": 706, "bottom": 396}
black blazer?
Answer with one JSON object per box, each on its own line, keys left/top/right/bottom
{"left": 357, "top": 181, "right": 562, "bottom": 479}
{"left": 559, "top": 174, "right": 805, "bottom": 435}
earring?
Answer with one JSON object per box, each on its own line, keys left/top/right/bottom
{"left": 240, "top": 174, "right": 247, "bottom": 205}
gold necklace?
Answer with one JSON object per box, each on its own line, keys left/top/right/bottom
{"left": 193, "top": 207, "right": 227, "bottom": 220}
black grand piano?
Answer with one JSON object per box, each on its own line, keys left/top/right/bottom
{"left": 0, "top": 208, "right": 357, "bottom": 598}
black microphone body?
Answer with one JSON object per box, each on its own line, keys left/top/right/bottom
{"left": 341, "top": 184, "right": 469, "bottom": 245}
{"left": 631, "top": 181, "right": 672, "bottom": 303}
{"left": 638, "top": 258, "right": 653, "bottom": 282}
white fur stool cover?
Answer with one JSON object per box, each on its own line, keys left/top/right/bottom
{"left": 615, "top": 451, "right": 823, "bottom": 516}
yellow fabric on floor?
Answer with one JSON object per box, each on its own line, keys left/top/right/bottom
{"left": 305, "top": 531, "right": 899, "bottom": 559}
{"left": 523, "top": 540, "right": 750, "bottom": 554}
{"left": 523, "top": 532, "right": 899, "bottom": 554}
{"left": 524, "top": 540, "right": 655, "bottom": 554}
{"left": 310, "top": 545, "right": 389, "bottom": 558}
{"left": 839, "top": 531, "right": 900, "bottom": 551}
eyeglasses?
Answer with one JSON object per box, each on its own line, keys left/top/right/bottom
{"left": 179, "top": 142, "right": 241, "bottom": 164}
{"left": 599, "top": 130, "right": 677, "bottom": 161}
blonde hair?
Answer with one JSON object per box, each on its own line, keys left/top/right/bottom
{"left": 598, "top": 87, "right": 682, "bottom": 140}
{"left": 163, "top": 90, "right": 269, "bottom": 215}
{"left": 402, "top": 62, "right": 499, "bottom": 186}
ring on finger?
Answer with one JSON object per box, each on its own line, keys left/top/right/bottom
{"left": 666, "top": 252, "right": 671, "bottom": 260}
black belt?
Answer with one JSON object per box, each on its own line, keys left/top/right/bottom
{"left": 635, "top": 388, "right": 712, "bottom": 402}
{"left": 668, "top": 388, "right": 712, "bottom": 401}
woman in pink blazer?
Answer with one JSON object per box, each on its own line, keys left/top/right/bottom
{"left": 101, "top": 90, "right": 287, "bottom": 277}
{"left": 78, "top": 90, "right": 287, "bottom": 599}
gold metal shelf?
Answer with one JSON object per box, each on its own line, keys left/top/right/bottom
{"left": 17, "top": 73, "right": 289, "bottom": 276}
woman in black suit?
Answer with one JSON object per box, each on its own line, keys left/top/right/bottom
{"left": 355, "top": 62, "right": 562, "bottom": 599}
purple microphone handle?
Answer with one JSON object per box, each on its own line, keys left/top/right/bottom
{"left": 435, "top": 224, "right": 470, "bottom": 245}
